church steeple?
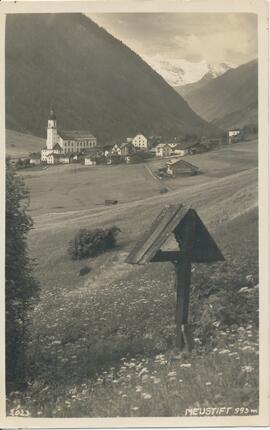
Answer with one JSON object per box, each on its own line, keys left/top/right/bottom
{"left": 48, "top": 107, "right": 56, "bottom": 120}
{"left": 46, "top": 107, "right": 58, "bottom": 149}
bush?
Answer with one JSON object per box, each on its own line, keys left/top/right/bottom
{"left": 68, "top": 226, "right": 121, "bottom": 260}
{"left": 79, "top": 266, "right": 91, "bottom": 276}
{"left": 160, "top": 188, "right": 168, "bottom": 194}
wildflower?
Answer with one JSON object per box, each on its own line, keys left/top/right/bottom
{"left": 205, "top": 382, "right": 212, "bottom": 386}
{"left": 168, "top": 371, "right": 176, "bottom": 377}
{"left": 135, "top": 385, "right": 143, "bottom": 393}
{"left": 228, "top": 352, "right": 238, "bottom": 356}
{"left": 142, "top": 375, "right": 149, "bottom": 384}
{"left": 246, "top": 274, "right": 254, "bottom": 283}
{"left": 179, "top": 379, "right": 183, "bottom": 383}
{"left": 241, "top": 366, "right": 254, "bottom": 373}
{"left": 131, "top": 406, "right": 139, "bottom": 411}
{"left": 218, "top": 349, "right": 230, "bottom": 354}
{"left": 239, "top": 287, "right": 249, "bottom": 293}
{"left": 139, "top": 367, "right": 148, "bottom": 376}
{"left": 122, "top": 394, "right": 127, "bottom": 398}
{"left": 213, "top": 321, "right": 221, "bottom": 328}
{"left": 241, "top": 346, "right": 253, "bottom": 351}
{"left": 180, "top": 363, "right": 192, "bottom": 368}
{"left": 142, "top": 393, "right": 152, "bottom": 400}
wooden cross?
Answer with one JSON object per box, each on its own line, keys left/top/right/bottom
{"left": 126, "top": 204, "right": 224, "bottom": 352}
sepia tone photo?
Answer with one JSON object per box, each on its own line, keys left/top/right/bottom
{"left": 2, "top": 0, "right": 269, "bottom": 426}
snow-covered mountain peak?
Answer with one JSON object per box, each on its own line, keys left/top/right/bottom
{"left": 143, "top": 55, "right": 234, "bottom": 87}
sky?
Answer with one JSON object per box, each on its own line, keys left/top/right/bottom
{"left": 88, "top": 13, "right": 257, "bottom": 80}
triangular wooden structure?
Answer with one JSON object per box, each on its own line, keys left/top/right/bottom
{"left": 126, "top": 204, "right": 224, "bottom": 265}
{"left": 166, "top": 158, "right": 199, "bottom": 172}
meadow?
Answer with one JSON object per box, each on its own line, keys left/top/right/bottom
{"left": 6, "top": 137, "right": 259, "bottom": 417}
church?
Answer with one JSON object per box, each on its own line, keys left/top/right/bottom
{"left": 41, "top": 108, "right": 97, "bottom": 163}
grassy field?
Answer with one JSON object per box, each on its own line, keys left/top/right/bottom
{"left": 6, "top": 129, "right": 45, "bottom": 158}
{"left": 7, "top": 136, "right": 259, "bottom": 417}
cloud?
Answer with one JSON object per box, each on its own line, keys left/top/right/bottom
{"left": 88, "top": 13, "right": 257, "bottom": 66}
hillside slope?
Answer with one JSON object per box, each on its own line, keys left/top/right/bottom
{"left": 181, "top": 60, "right": 258, "bottom": 129}
{"left": 175, "top": 64, "right": 232, "bottom": 98}
{"left": 6, "top": 129, "right": 45, "bottom": 158}
{"left": 6, "top": 14, "right": 218, "bottom": 143}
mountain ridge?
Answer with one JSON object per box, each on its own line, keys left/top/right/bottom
{"left": 179, "top": 59, "right": 258, "bottom": 129}
{"left": 6, "top": 13, "right": 219, "bottom": 143}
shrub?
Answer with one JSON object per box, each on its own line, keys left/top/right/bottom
{"left": 79, "top": 266, "right": 91, "bottom": 276}
{"left": 160, "top": 188, "right": 168, "bottom": 194}
{"left": 68, "top": 226, "right": 121, "bottom": 260}
{"left": 6, "top": 159, "right": 40, "bottom": 391}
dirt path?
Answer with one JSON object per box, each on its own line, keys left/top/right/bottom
{"left": 144, "top": 163, "right": 173, "bottom": 191}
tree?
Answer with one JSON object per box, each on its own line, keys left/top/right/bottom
{"left": 5, "top": 159, "right": 39, "bottom": 391}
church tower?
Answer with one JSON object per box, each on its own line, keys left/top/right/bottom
{"left": 46, "top": 107, "right": 58, "bottom": 150}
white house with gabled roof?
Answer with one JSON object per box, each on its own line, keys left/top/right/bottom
{"left": 132, "top": 133, "right": 148, "bottom": 150}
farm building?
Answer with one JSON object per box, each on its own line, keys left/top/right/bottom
{"left": 228, "top": 129, "right": 241, "bottom": 144}
{"left": 41, "top": 108, "right": 97, "bottom": 164}
{"left": 166, "top": 158, "right": 199, "bottom": 176}
{"left": 155, "top": 143, "right": 172, "bottom": 157}
{"left": 111, "top": 142, "right": 135, "bottom": 157}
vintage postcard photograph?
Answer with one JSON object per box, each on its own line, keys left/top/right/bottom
{"left": 1, "top": 0, "right": 269, "bottom": 427}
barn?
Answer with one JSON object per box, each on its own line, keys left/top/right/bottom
{"left": 166, "top": 158, "right": 199, "bottom": 176}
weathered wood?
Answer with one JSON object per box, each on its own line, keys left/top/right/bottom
{"left": 125, "top": 203, "right": 225, "bottom": 353}
{"left": 174, "top": 209, "right": 196, "bottom": 351}
{"left": 126, "top": 204, "right": 189, "bottom": 264}
{"left": 126, "top": 205, "right": 224, "bottom": 265}
{"left": 174, "top": 258, "right": 192, "bottom": 350}
{"left": 151, "top": 250, "right": 181, "bottom": 262}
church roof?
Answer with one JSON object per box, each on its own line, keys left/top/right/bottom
{"left": 58, "top": 130, "right": 96, "bottom": 140}
{"left": 53, "top": 143, "right": 62, "bottom": 151}
{"left": 48, "top": 108, "right": 56, "bottom": 120}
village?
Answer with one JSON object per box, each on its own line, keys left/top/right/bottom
{"left": 14, "top": 108, "right": 248, "bottom": 178}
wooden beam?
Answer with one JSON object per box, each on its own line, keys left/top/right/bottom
{"left": 151, "top": 250, "right": 181, "bottom": 262}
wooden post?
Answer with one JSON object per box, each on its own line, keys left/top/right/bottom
{"left": 174, "top": 258, "right": 192, "bottom": 351}
{"left": 173, "top": 210, "right": 196, "bottom": 352}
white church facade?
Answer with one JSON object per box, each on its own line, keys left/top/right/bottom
{"left": 41, "top": 108, "right": 97, "bottom": 163}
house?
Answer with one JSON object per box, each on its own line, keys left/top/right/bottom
{"left": 166, "top": 158, "right": 199, "bottom": 176}
{"left": 131, "top": 133, "right": 149, "bottom": 150}
{"left": 120, "top": 142, "right": 135, "bottom": 156}
{"left": 29, "top": 153, "right": 41, "bottom": 165}
{"left": 111, "top": 144, "right": 121, "bottom": 156}
{"left": 155, "top": 143, "right": 173, "bottom": 157}
{"left": 41, "top": 143, "right": 62, "bottom": 162}
{"left": 85, "top": 156, "right": 97, "bottom": 166}
{"left": 111, "top": 142, "right": 135, "bottom": 157}
{"left": 46, "top": 153, "right": 61, "bottom": 165}
{"left": 228, "top": 129, "right": 241, "bottom": 144}
{"left": 41, "top": 108, "right": 97, "bottom": 164}
{"left": 167, "top": 141, "right": 199, "bottom": 156}
{"left": 59, "top": 154, "right": 71, "bottom": 164}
